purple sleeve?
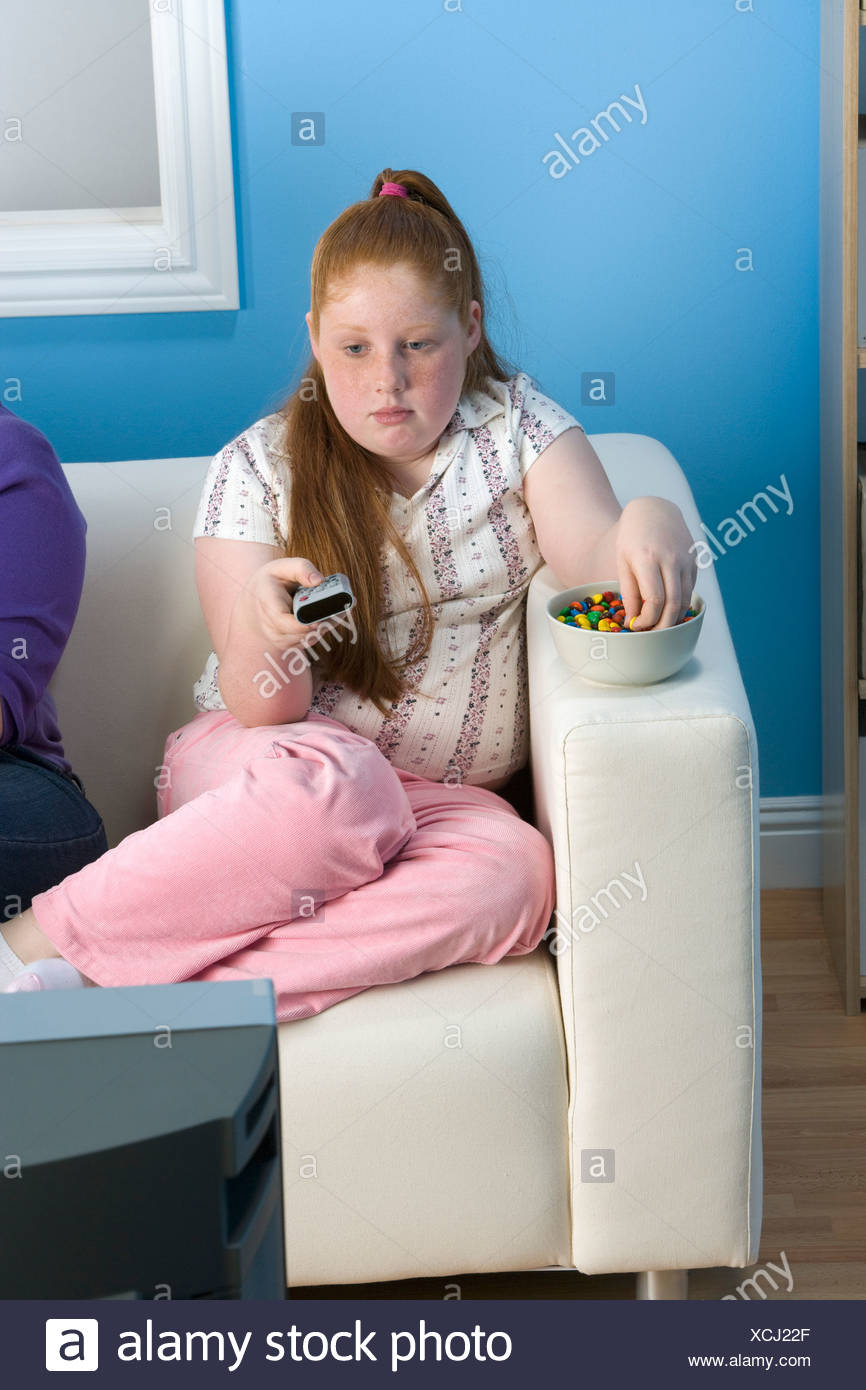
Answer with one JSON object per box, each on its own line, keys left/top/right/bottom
{"left": 0, "top": 405, "right": 86, "bottom": 751}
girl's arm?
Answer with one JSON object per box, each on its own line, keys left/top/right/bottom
{"left": 523, "top": 428, "right": 696, "bottom": 630}
{"left": 523, "top": 426, "right": 622, "bottom": 588}
{"left": 218, "top": 585, "right": 313, "bottom": 727}
{"left": 194, "top": 536, "right": 313, "bottom": 727}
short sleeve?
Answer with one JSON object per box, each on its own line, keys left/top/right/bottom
{"left": 509, "top": 371, "right": 585, "bottom": 482}
{"left": 191, "top": 414, "right": 290, "bottom": 546}
{"left": 0, "top": 410, "right": 86, "bottom": 748}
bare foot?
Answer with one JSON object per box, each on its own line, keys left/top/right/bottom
{"left": 2, "top": 907, "right": 63, "bottom": 965}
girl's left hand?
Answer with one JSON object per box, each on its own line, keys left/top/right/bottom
{"left": 615, "top": 497, "right": 698, "bottom": 631}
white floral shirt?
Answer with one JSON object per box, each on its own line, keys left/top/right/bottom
{"left": 191, "top": 371, "right": 584, "bottom": 787}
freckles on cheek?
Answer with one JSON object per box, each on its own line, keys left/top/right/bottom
{"left": 412, "top": 358, "right": 447, "bottom": 400}
{"left": 324, "top": 364, "right": 358, "bottom": 409}
{"left": 340, "top": 380, "right": 365, "bottom": 411}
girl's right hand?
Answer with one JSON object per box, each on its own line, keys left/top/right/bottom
{"left": 238, "top": 557, "right": 326, "bottom": 649}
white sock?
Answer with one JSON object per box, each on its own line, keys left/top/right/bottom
{"left": 0, "top": 929, "right": 28, "bottom": 988}
{"left": 3, "top": 958, "right": 90, "bottom": 993}
{"left": 0, "top": 931, "right": 90, "bottom": 993}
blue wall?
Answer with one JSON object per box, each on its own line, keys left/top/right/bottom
{"left": 3, "top": 0, "right": 818, "bottom": 798}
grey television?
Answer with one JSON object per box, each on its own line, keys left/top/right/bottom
{"left": 0, "top": 980, "right": 286, "bottom": 1299}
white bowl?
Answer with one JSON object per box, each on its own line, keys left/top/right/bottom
{"left": 545, "top": 580, "right": 706, "bottom": 686}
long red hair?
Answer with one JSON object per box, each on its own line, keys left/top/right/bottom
{"left": 270, "top": 167, "right": 517, "bottom": 716}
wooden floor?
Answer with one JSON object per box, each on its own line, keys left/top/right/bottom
{"left": 292, "top": 888, "right": 866, "bottom": 1301}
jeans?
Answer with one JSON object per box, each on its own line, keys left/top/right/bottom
{"left": 0, "top": 742, "right": 109, "bottom": 920}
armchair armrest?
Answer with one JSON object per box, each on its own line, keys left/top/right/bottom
{"left": 525, "top": 448, "right": 762, "bottom": 1276}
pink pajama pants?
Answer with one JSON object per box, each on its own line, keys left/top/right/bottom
{"left": 28, "top": 711, "right": 556, "bottom": 1023}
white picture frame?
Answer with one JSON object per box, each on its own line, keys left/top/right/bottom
{"left": 0, "top": 0, "right": 239, "bottom": 318}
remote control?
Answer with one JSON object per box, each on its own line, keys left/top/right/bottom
{"left": 292, "top": 571, "right": 356, "bottom": 625}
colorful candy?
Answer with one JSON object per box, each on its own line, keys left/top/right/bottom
{"left": 554, "top": 590, "right": 697, "bottom": 632}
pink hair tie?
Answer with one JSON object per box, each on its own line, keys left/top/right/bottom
{"left": 379, "top": 181, "right": 408, "bottom": 198}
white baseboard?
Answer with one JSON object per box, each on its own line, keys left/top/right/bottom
{"left": 759, "top": 796, "right": 823, "bottom": 890}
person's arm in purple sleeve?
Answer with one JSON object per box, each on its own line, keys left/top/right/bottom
{"left": 0, "top": 405, "right": 87, "bottom": 748}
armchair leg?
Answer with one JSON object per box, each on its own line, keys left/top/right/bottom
{"left": 636, "top": 1270, "right": 689, "bottom": 1300}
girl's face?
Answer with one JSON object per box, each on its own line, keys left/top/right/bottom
{"left": 306, "top": 262, "right": 482, "bottom": 468}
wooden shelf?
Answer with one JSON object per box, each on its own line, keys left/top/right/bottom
{"left": 820, "top": 0, "right": 862, "bottom": 1013}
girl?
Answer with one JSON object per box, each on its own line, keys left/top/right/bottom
{"left": 1, "top": 168, "right": 696, "bottom": 1017}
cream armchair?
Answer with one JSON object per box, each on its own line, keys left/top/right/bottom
{"left": 49, "top": 432, "right": 761, "bottom": 1299}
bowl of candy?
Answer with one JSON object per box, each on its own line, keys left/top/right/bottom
{"left": 545, "top": 581, "right": 705, "bottom": 685}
